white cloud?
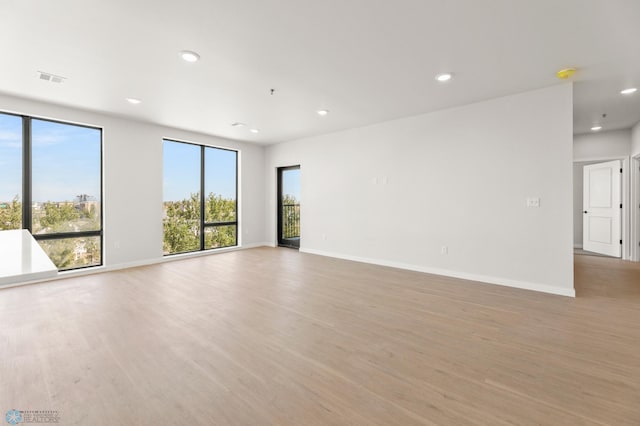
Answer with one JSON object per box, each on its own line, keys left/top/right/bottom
{"left": 0, "top": 130, "right": 22, "bottom": 148}
{"left": 32, "top": 133, "right": 65, "bottom": 147}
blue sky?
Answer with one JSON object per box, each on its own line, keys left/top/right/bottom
{"left": 0, "top": 114, "right": 22, "bottom": 202}
{"left": 282, "top": 168, "right": 300, "bottom": 200}
{"left": 163, "top": 140, "right": 237, "bottom": 201}
{"left": 1, "top": 113, "right": 282, "bottom": 204}
{"left": 0, "top": 114, "right": 101, "bottom": 202}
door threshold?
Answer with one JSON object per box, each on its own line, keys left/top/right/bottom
{"left": 574, "top": 248, "right": 619, "bottom": 258}
{"left": 278, "top": 244, "right": 299, "bottom": 250}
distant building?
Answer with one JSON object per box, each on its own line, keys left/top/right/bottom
{"left": 73, "top": 240, "right": 87, "bottom": 261}
{"left": 75, "top": 194, "right": 98, "bottom": 213}
{"left": 77, "top": 200, "right": 98, "bottom": 213}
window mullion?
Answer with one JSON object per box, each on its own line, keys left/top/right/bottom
{"left": 22, "top": 116, "right": 32, "bottom": 232}
{"left": 200, "top": 145, "right": 205, "bottom": 251}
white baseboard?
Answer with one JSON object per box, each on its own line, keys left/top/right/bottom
{"left": 98, "top": 242, "right": 274, "bottom": 272}
{"left": 241, "top": 242, "right": 272, "bottom": 249}
{"left": 300, "top": 248, "right": 576, "bottom": 298}
{"left": 2, "top": 243, "right": 575, "bottom": 298}
{"left": 0, "top": 242, "right": 272, "bottom": 290}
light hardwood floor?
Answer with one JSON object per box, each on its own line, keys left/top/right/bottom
{"left": 1, "top": 248, "right": 639, "bottom": 425}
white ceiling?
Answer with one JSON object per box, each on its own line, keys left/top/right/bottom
{"left": 1, "top": 0, "right": 639, "bottom": 144}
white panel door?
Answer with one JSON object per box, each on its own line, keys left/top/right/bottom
{"left": 583, "top": 160, "right": 621, "bottom": 257}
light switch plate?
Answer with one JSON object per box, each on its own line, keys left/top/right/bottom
{"left": 526, "top": 197, "right": 540, "bottom": 207}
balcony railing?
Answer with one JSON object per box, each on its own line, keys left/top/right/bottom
{"left": 282, "top": 204, "right": 300, "bottom": 239}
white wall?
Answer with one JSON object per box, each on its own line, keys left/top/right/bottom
{"left": 265, "top": 85, "right": 575, "bottom": 296}
{"left": 633, "top": 121, "right": 640, "bottom": 261}
{"left": 633, "top": 121, "right": 640, "bottom": 157}
{"left": 573, "top": 129, "right": 631, "bottom": 161}
{"left": 0, "top": 93, "right": 266, "bottom": 275}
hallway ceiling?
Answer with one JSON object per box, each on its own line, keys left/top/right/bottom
{"left": 1, "top": 0, "right": 639, "bottom": 143}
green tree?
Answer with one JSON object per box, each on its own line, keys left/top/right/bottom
{"left": 281, "top": 195, "right": 300, "bottom": 238}
{"left": 0, "top": 195, "right": 22, "bottom": 230}
{"left": 206, "top": 193, "right": 236, "bottom": 223}
{"left": 77, "top": 202, "right": 101, "bottom": 232}
{"left": 38, "top": 239, "right": 76, "bottom": 269}
{"left": 38, "top": 202, "right": 81, "bottom": 233}
{"left": 38, "top": 237, "right": 100, "bottom": 271}
{"left": 163, "top": 192, "right": 238, "bottom": 254}
{"left": 282, "top": 195, "right": 297, "bottom": 205}
{"left": 84, "top": 238, "right": 100, "bottom": 265}
{"left": 0, "top": 196, "right": 100, "bottom": 270}
{"left": 205, "top": 225, "right": 236, "bottom": 249}
{"left": 163, "top": 193, "right": 201, "bottom": 254}
{"left": 204, "top": 192, "right": 237, "bottom": 248}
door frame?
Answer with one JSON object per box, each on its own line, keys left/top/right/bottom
{"left": 573, "top": 155, "right": 631, "bottom": 260}
{"left": 632, "top": 155, "right": 640, "bottom": 262}
{"left": 277, "top": 165, "right": 301, "bottom": 249}
{"left": 582, "top": 160, "right": 622, "bottom": 257}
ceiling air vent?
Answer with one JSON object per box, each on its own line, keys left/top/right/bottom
{"left": 38, "top": 71, "right": 66, "bottom": 83}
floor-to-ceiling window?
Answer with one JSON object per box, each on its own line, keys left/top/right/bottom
{"left": 163, "top": 139, "right": 238, "bottom": 255}
{"left": 204, "top": 146, "right": 238, "bottom": 249}
{"left": 0, "top": 113, "right": 22, "bottom": 231}
{"left": 0, "top": 112, "right": 103, "bottom": 270}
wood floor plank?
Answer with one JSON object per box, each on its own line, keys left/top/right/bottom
{"left": 1, "top": 247, "right": 639, "bottom": 425}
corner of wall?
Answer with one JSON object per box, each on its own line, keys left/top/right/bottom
{"left": 632, "top": 120, "right": 640, "bottom": 157}
{"left": 264, "top": 85, "right": 574, "bottom": 296}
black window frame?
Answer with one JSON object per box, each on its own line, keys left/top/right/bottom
{"left": 1, "top": 110, "right": 104, "bottom": 271}
{"left": 163, "top": 138, "right": 239, "bottom": 255}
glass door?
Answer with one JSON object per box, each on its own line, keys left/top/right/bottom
{"left": 277, "top": 166, "right": 300, "bottom": 248}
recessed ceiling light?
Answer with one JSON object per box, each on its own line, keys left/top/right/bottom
{"left": 126, "top": 98, "right": 141, "bottom": 104}
{"left": 620, "top": 87, "right": 638, "bottom": 95}
{"left": 249, "top": 128, "right": 259, "bottom": 134}
{"left": 231, "top": 122, "right": 246, "bottom": 127}
{"left": 317, "top": 109, "right": 329, "bottom": 116}
{"left": 591, "top": 126, "right": 602, "bottom": 131}
{"left": 435, "top": 73, "right": 453, "bottom": 82}
{"left": 180, "top": 50, "right": 200, "bottom": 63}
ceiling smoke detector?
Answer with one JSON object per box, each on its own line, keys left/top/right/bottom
{"left": 38, "top": 71, "right": 66, "bottom": 83}
{"left": 556, "top": 68, "right": 577, "bottom": 80}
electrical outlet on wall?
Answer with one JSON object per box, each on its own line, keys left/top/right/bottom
{"left": 441, "top": 246, "right": 448, "bottom": 255}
